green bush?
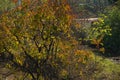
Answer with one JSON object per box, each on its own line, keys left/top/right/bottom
{"left": 103, "top": 7, "right": 120, "bottom": 56}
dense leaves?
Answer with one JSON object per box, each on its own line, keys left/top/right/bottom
{"left": 0, "top": 0, "right": 120, "bottom": 80}
{"left": 0, "top": 0, "right": 74, "bottom": 80}
{"left": 103, "top": 6, "right": 120, "bottom": 56}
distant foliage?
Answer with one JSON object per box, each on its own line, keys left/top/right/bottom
{"left": 0, "top": 0, "right": 15, "bottom": 12}
{"left": 103, "top": 6, "right": 120, "bottom": 56}
{"left": 87, "top": 16, "right": 111, "bottom": 50}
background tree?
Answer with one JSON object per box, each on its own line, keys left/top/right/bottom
{"left": 0, "top": 0, "right": 15, "bottom": 13}
{"left": 103, "top": 5, "right": 120, "bottom": 56}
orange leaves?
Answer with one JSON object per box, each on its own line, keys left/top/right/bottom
{"left": 64, "top": 4, "right": 71, "bottom": 11}
{"left": 12, "top": 0, "right": 18, "bottom": 3}
{"left": 18, "top": 6, "right": 22, "bottom": 10}
{"left": 24, "top": 0, "right": 31, "bottom": 5}
{"left": 74, "top": 50, "right": 94, "bottom": 63}
{"left": 75, "top": 50, "right": 82, "bottom": 55}
{"left": 58, "top": 39, "right": 74, "bottom": 53}
{"left": 75, "top": 50, "right": 91, "bottom": 57}
{"left": 25, "top": 11, "right": 33, "bottom": 17}
{"left": 91, "top": 35, "right": 104, "bottom": 49}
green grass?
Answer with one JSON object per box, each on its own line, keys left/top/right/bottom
{"left": 93, "top": 55, "right": 120, "bottom": 80}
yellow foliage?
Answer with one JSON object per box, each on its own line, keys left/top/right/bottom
{"left": 6, "top": 64, "right": 12, "bottom": 68}
{"left": 58, "top": 53, "right": 66, "bottom": 60}
{"left": 99, "top": 47, "right": 105, "bottom": 53}
{"left": 98, "top": 18, "right": 104, "bottom": 24}
{"left": 16, "top": 58, "right": 23, "bottom": 65}
{"left": 0, "top": 0, "right": 75, "bottom": 79}
{"left": 79, "top": 71, "right": 83, "bottom": 76}
{"left": 60, "top": 69, "right": 68, "bottom": 77}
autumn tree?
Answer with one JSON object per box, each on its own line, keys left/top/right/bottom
{"left": 0, "top": 0, "right": 74, "bottom": 80}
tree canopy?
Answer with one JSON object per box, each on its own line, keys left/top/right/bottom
{"left": 0, "top": 0, "right": 74, "bottom": 79}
